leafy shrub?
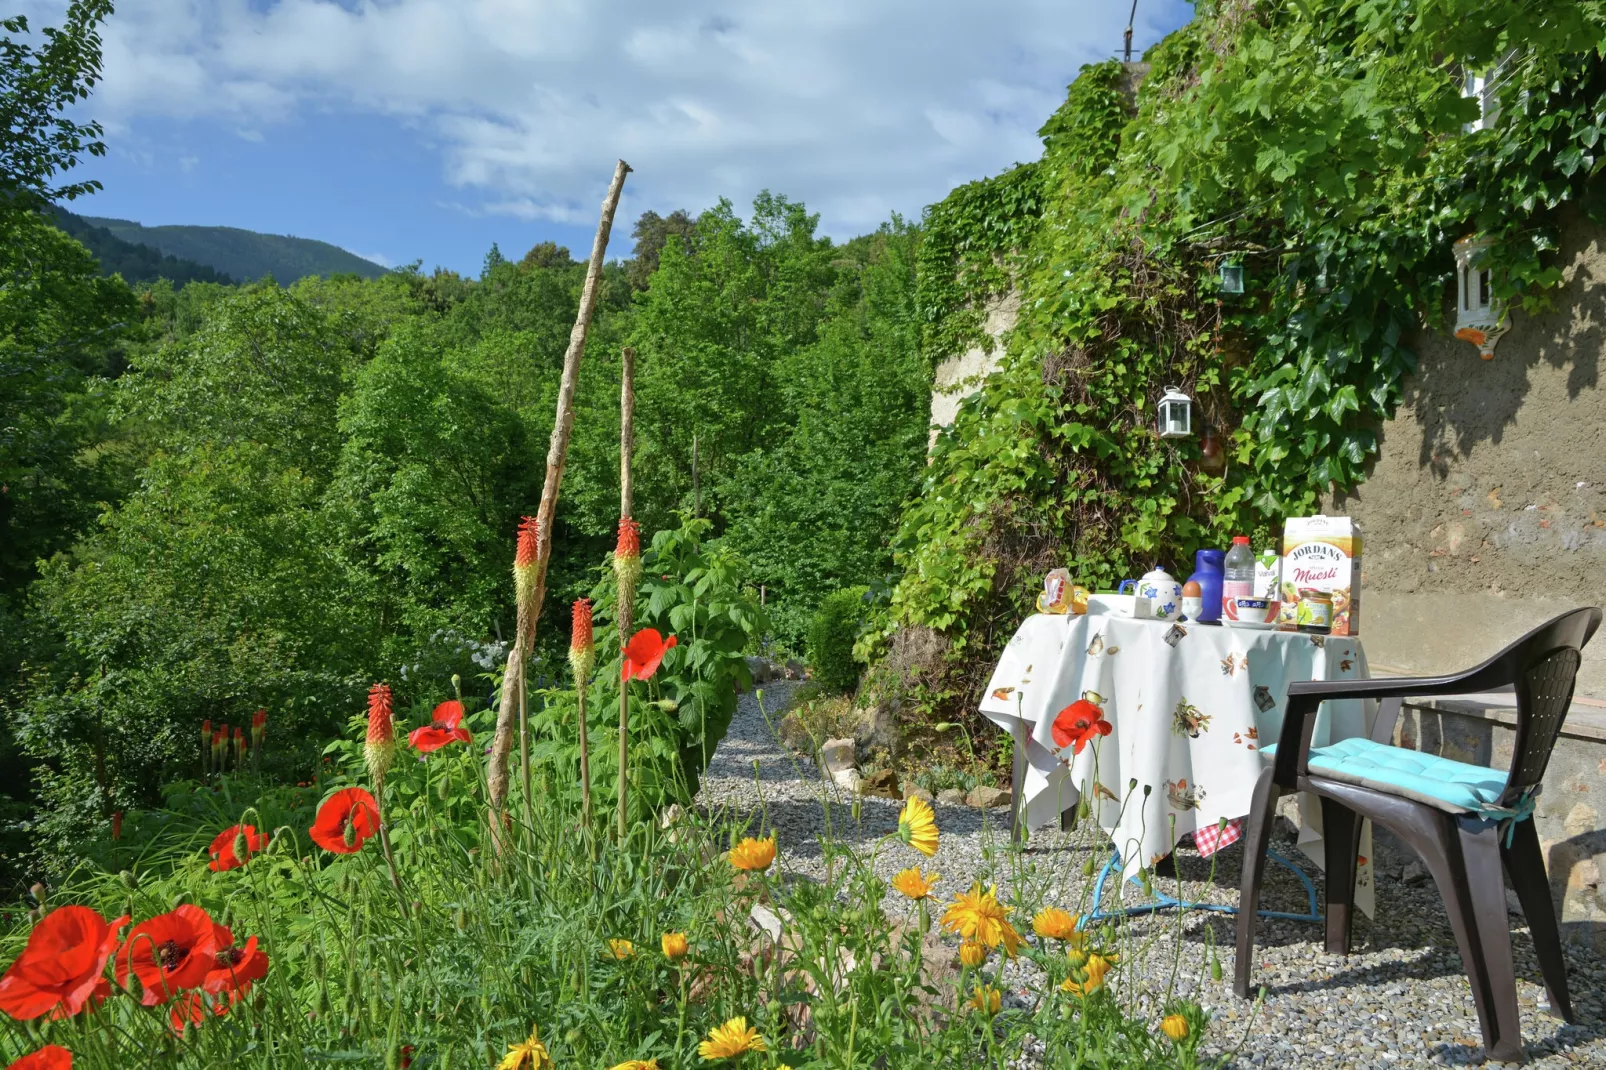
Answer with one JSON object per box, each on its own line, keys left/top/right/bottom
{"left": 806, "top": 586, "right": 869, "bottom": 694}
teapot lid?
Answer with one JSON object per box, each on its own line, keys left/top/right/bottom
{"left": 1141, "top": 565, "right": 1175, "bottom": 580}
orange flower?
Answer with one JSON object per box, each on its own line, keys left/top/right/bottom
{"left": 514, "top": 516, "right": 540, "bottom": 569}
{"left": 660, "top": 932, "right": 689, "bottom": 961}
{"left": 365, "top": 683, "right": 395, "bottom": 785}
{"left": 1060, "top": 951, "right": 1116, "bottom": 997}
{"left": 0, "top": 906, "right": 127, "bottom": 1020}
{"left": 890, "top": 866, "right": 939, "bottom": 900}
{"left": 728, "top": 834, "right": 777, "bottom": 872}
{"left": 959, "top": 940, "right": 987, "bottom": 968}
{"left": 967, "top": 982, "right": 1001, "bottom": 1016}
{"left": 409, "top": 700, "right": 472, "bottom": 753}
{"left": 207, "top": 824, "right": 269, "bottom": 872}
{"left": 1031, "top": 906, "right": 1078, "bottom": 941}
{"left": 621, "top": 628, "right": 678, "bottom": 682}
{"left": 940, "top": 884, "right": 1023, "bottom": 957}
{"left": 1051, "top": 699, "right": 1111, "bottom": 754}
{"left": 8, "top": 1045, "right": 72, "bottom": 1069}
{"left": 116, "top": 904, "right": 218, "bottom": 1005}
{"left": 1161, "top": 1013, "right": 1189, "bottom": 1041}
{"left": 309, "top": 787, "right": 380, "bottom": 854}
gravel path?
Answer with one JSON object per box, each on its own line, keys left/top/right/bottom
{"left": 698, "top": 683, "right": 1606, "bottom": 1068}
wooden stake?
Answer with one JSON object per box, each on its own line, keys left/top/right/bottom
{"left": 617, "top": 345, "right": 636, "bottom": 840}
{"left": 487, "top": 158, "right": 632, "bottom": 841}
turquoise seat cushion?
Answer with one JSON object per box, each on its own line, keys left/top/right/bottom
{"left": 1273, "top": 736, "right": 1509, "bottom": 814}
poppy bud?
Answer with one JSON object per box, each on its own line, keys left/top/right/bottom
{"left": 233, "top": 831, "right": 249, "bottom": 862}
{"left": 119, "top": 869, "right": 138, "bottom": 890}
{"left": 28, "top": 882, "right": 45, "bottom": 906}
{"left": 344, "top": 821, "right": 358, "bottom": 849}
{"left": 437, "top": 775, "right": 450, "bottom": 802}
{"left": 171, "top": 891, "right": 189, "bottom": 909}
{"left": 450, "top": 673, "right": 461, "bottom": 699}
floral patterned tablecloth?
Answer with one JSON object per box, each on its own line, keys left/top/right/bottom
{"left": 980, "top": 612, "right": 1377, "bottom": 916}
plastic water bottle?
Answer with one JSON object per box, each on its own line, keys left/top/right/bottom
{"left": 1223, "top": 536, "right": 1255, "bottom": 604}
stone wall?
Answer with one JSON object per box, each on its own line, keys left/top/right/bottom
{"left": 927, "top": 291, "right": 1019, "bottom": 448}
{"left": 1332, "top": 210, "right": 1606, "bottom": 699}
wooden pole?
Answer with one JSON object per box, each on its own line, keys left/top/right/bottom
{"left": 617, "top": 346, "right": 635, "bottom": 840}
{"left": 692, "top": 432, "right": 700, "bottom": 517}
{"left": 488, "top": 158, "right": 632, "bottom": 843}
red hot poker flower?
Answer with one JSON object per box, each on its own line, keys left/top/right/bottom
{"left": 365, "top": 683, "right": 396, "bottom": 785}
{"left": 207, "top": 825, "right": 269, "bottom": 872}
{"left": 621, "top": 628, "right": 678, "bottom": 682}
{"left": 309, "top": 787, "right": 380, "bottom": 854}
{"left": 571, "top": 599, "right": 593, "bottom": 653}
{"left": 116, "top": 904, "right": 218, "bottom": 1005}
{"left": 250, "top": 709, "right": 267, "bottom": 746}
{"left": 1051, "top": 699, "right": 1112, "bottom": 755}
{"left": 409, "top": 700, "right": 472, "bottom": 753}
{"left": 615, "top": 516, "right": 641, "bottom": 560}
{"left": 0, "top": 905, "right": 128, "bottom": 1021}
{"left": 514, "top": 515, "right": 540, "bottom": 569}
{"left": 8, "top": 1045, "right": 72, "bottom": 1069}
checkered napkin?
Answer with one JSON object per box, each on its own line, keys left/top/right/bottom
{"left": 1189, "top": 817, "right": 1246, "bottom": 857}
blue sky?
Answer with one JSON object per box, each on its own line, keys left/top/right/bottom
{"left": 31, "top": 0, "right": 1195, "bottom": 277}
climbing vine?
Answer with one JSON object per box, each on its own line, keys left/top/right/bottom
{"left": 870, "top": 0, "right": 1606, "bottom": 689}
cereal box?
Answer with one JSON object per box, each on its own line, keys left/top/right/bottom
{"left": 1276, "top": 516, "right": 1362, "bottom": 635}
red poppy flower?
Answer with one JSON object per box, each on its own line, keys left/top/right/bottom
{"left": 168, "top": 990, "right": 210, "bottom": 1035}
{"left": 408, "top": 700, "right": 472, "bottom": 753}
{"left": 207, "top": 824, "right": 269, "bottom": 872}
{"left": 309, "top": 787, "right": 380, "bottom": 854}
{"left": 202, "top": 922, "right": 268, "bottom": 1000}
{"left": 8, "top": 1045, "right": 72, "bottom": 1069}
{"left": 0, "top": 906, "right": 127, "bottom": 1021}
{"left": 115, "top": 904, "right": 218, "bottom": 1006}
{"left": 621, "top": 628, "right": 678, "bottom": 682}
{"left": 1051, "top": 699, "right": 1112, "bottom": 755}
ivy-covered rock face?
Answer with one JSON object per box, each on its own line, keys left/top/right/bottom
{"left": 871, "top": 1, "right": 1606, "bottom": 691}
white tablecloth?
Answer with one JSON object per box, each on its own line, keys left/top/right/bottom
{"left": 980, "top": 612, "right": 1377, "bottom": 915}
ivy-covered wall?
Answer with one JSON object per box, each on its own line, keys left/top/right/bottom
{"left": 868, "top": 0, "right": 1606, "bottom": 715}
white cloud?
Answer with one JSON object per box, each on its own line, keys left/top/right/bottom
{"left": 26, "top": 0, "right": 1188, "bottom": 236}
{"left": 347, "top": 250, "right": 394, "bottom": 268}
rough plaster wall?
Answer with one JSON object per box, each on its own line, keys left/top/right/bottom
{"left": 927, "top": 291, "right": 1020, "bottom": 447}
{"left": 1332, "top": 211, "right": 1606, "bottom": 698}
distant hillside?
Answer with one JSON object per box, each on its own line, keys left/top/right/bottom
{"left": 49, "top": 207, "right": 235, "bottom": 287}
{"left": 78, "top": 214, "right": 389, "bottom": 285}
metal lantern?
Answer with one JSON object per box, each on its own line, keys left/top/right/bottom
{"left": 1157, "top": 385, "right": 1192, "bottom": 438}
{"left": 1453, "top": 236, "right": 1508, "bottom": 360}
{"left": 1218, "top": 259, "right": 1245, "bottom": 295}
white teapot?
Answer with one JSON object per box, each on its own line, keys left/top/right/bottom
{"left": 1135, "top": 567, "right": 1183, "bottom": 621}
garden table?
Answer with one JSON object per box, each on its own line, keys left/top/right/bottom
{"left": 979, "top": 611, "right": 1378, "bottom": 916}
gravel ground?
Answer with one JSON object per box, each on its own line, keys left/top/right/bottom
{"left": 697, "top": 682, "right": 1606, "bottom": 1068}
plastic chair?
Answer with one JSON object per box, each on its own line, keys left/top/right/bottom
{"left": 1233, "top": 607, "right": 1602, "bottom": 1063}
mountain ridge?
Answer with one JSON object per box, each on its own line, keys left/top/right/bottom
{"left": 76, "top": 212, "right": 389, "bottom": 285}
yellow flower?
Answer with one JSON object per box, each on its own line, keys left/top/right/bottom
{"left": 940, "top": 884, "right": 1023, "bottom": 957}
{"left": 1060, "top": 951, "right": 1116, "bottom": 998}
{"left": 1161, "top": 1014, "right": 1190, "bottom": 1041}
{"left": 698, "top": 1016, "right": 767, "bottom": 1060}
{"left": 1031, "top": 906, "right": 1079, "bottom": 941}
{"left": 896, "top": 795, "right": 939, "bottom": 856}
{"left": 729, "top": 834, "right": 777, "bottom": 872}
{"left": 891, "top": 866, "right": 939, "bottom": 900}
{"left": 967, "top": 982, "right": 1002, "bottom": 1016}
{"left": 661, "top": 931, "right": 689, "bottom": 962}
{"left": 959, "top": 939, "right": 988, "bottom": 968}
{"left": 497, "top": 1024, "right": 553, "bottom": 1070}
{"left": 609, "top": 1061, "right": 662, "bottom": 1070}
{"left": 607, "top": 938, "right": 636, "bottom": 960}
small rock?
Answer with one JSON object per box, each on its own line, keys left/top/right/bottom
{"left": 749, "top": 903, "right": 783, "bottom": 944}
{"left": 937, "top": 788, "right": 966, "bottom": 806}
{"left": 744, "top": 655, "right": 774, "bottom": 684}
{"left": 659, "top": 803, "right": 685, "bottom": 829}
{"left": 903, "top": 784, "right": 935, "bottom": 804}
{"left": 858, "top": 768, "right": 901, "bottom": 799}
{"left": 966, "top": 785, "right": 1012, "bottom": 809}
{"left": 1401, "top": 862, "right": 1428, "bottom": 885}
{"left": 830, "top": 767, "right": 863, "bottom": 792}
{"left": 819, "top": 737, "right": 856, "bottom": 774}
{"left": 784, "top": 658, "right": 807, "bottom": 680}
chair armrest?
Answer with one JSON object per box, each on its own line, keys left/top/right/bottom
{"left": 1273, "top": 671, "right": 1489, "bottom": 787}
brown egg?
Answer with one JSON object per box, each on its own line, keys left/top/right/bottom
{"left": 1182, "top": 580, "right": 1202, "bottom": 597}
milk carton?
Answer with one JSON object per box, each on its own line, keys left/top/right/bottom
{"left": 1276, "top": 516, "right": 1362, "bottom": 635}
{"left": 1253, "top": 549, "right": 1281, "bottom": 600}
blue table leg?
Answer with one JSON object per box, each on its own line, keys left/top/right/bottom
{"left": 1081, "top": 847, "right": 1323, "bottom": 927}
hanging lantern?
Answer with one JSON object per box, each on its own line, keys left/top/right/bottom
{"left": 1217, "top": 258, "right": 1245, "bottom": 295}
{"left": 1157, "top": 386, "right": 1192, "bottom": 438}
{"left": 1453, "top": 236, "right": 1508, "bottom": 359}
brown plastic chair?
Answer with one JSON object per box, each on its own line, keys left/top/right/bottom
{"left": 1233, "top": 607, "right": 1602, "bottom": 1064}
